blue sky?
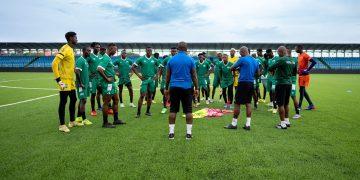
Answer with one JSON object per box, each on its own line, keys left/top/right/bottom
{"left": 1, "top": 0, "right": 359, "bottom": 43}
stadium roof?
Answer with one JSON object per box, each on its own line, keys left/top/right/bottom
{"left": 0, "top": 42, "right": 359, "bottom": 51}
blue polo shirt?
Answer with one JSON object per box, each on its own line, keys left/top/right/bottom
{"left": 233, "top": 55, "right": 259, "bottom": 83}
{"left": 167, "top": 51, "right": 195, "bottom": 89}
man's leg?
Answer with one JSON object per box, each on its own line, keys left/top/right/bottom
{"left": 275, "top": 85, "right": 288, "bottom": 129}
{"left": 211, "top": 86, "right": 217, "bottom": 100}
{"left": 136, "top": 93, "right": 145, "bottom": 117}
{"left": 102, "top": 95, "right": 115, "bottom": 128}
{"left": 90, "top": 93, "right": 96, "bottom": 112}
{"left": 146, "top": 85, "right": 153, "bottom": 115}
{"left": 222, "top": 87, "right": 227, "bottom": 104}
{"left": 127, "top": 85, "right": 134, "bottom": 104}
{"left": 299, "top": 86, "right": 305, "bottom": 108}
{"left": 253, "top": 87, "right": 258, "bottom": 109}
{"left": 69, "top": 90, "right": 77, "bottom": 122}
{"left": 118, "top": 84, "right": 124, "bottom": 104}
{"left": 112, "top": 93, "right": 125, "bottom": 124}
{"left": 58, "top": 91, "right": 69, "bottom": 125}
{"left": 228, "top": 84, "right": 234, "bottom": 104}
{"left": 96, "top": 87, "right": 102, "bottom": 110}
{"left": 303, "top": 88, "right": 314, "bottom": 106}
{"left": 245, "top": 103, "right": 252, "bottom": 129}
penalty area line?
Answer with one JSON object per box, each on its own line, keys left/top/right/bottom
{"left": 0, "top": 94, "right": 58, "bottom": 108}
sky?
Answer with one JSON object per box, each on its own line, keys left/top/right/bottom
{"left": 1, "top": 0, "right": 360, "bottom": 43}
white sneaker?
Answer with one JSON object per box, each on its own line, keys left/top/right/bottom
{"left": 209, "top": 99, "right": 214, "bottom": 103}
{"left": 267, "top": 102, "right": 273, "bottom": 107}
{"left": 59, "top": 125, "right": 70, "bottom": 133}
{"left": 292, "top": 114, "right": 301, "bottom": 119}
{"left": 129, "top": 103, "right": 136, "bottom": 108}
{"left": 272, "top": 108, "right": 278, "bottom": 114}
{"left": 201, "top": 97, "right": 205, "bottom": 101}
{"left": 120, "top": 103, "right": 125, "bottom": 108}
{"left": 68, "top": 121, "right": 84, "bottom": 128}
{"left": 206, "top": 100, "right": 210, "bottom": 105}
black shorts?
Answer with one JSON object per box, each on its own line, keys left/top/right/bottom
{"left": 170, "top": 87, "right": 193, "bottom": 114}
{"left": 235, "top": 82, "right": 254, "bottom": 105}
{"left": 275, "top": 84, "right": 291, "bottom": 106}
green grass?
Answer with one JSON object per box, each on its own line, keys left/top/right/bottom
{"left": 0, "top": 72, "right": 359, "bottom": 179}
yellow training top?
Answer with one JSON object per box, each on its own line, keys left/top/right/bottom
{"left": 51, "top": 44, "right": 76, "bottom": 91}
{"left": 228, "top": 55, "right": 239, "bottom": 86}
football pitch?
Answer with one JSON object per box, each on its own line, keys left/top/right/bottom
{"left": 0, "top": 72, "right": 359, "bottom": 179}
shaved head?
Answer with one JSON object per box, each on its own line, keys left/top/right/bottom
{"left": 177, "top": 41, "right": 187, "bottom": 51}
{"left": 239, "top": 46, "right": 249, "bottom": 57}
{"left": 277, "top": 46, "right": 287, "bottom": 57}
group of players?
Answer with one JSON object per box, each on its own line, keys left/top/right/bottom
{"left": 53, "top": 31, "right": 316, "bottom": 134}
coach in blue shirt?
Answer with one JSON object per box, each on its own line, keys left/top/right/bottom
{"left": 224, "top": 46, "right": 259, "bottom": 131}
{"left": 165, "top": 41, "right": 199, "bottom": 140}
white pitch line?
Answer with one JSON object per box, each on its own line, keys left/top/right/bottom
{"left": 0, "top": 94, "right": 58, "bottom": 108}
{"left": 0, "top": 78, "right": 52, "bottom": 83}
{"left": 0, "top": 85, "right": 57, "bottom": 91}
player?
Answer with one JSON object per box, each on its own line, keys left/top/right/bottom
{"left": 165, "top": 41, "right": 199, "bottom": 140}
{"left": 97, "top": 43, "right": 126, "bottom": 128}
{"left": 196, "top": 53, "right": 211, "bottom": 105}
{"left": 266, "top": 49, "right": 278, "bottom": 114}
{"left": 74, "top": 47, "right": 93, "bottom": 125}
{"left": 51, "top": 31, "right": 82, "bottom": 133}
{"left": 268, "top": 46, "right": 294, "bottom": 129}
{"left": 287, "top": 47, "right": 301, "bottom": 119}
{"left": 132, "top": 47, "right": 162, "bottom": 118}
{"left": 211, "top": 53, "right": 223, "bottom": 102}
{"left": 113, "top": 50, "right": 136, "bottom": 108}
{"left": 159, "top": 47, "right": 177, "bottom": 114}
{"left": 251, "top": 53, "right": 261, "bottom": 109}
{"left": 219, "top": 54, "right": 234, "bottom": 109}
{"left": 224, "top": 46, "right": 259, "bottom": 130}
{"left": 256, "top": 49, "right": 266, "bottom": 103}
{"left": 228, "top": 48, "right": 239, "bottom": 91}
{"left": 295, "top": 45, "right": 317, "bottom": 110}
{"left": 88, "top": 42, "right": 102, "bottom": 116}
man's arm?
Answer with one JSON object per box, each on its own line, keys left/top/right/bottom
{"left": 231, "top": 58, "right": 241, "bottom": 71}
{"left": 131, "top": 64, "right": 144, "bottom": 80}
{"left": 190, "top": 67, "right": 199, "bottom": 98}
{"left": 97, "top": 66, "right": 112, "bottom": 82}
{"left": 268, "top": 59, "right": 281, "bottom": 72}
{"left": 75, "top": 69, "right": 83, "bottom": 87}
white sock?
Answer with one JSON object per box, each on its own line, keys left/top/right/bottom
{"left": 285, "top": 118, "right": 290, "bottom": 124}
{"left": 246, "top": 117, "right": 251, "bottom": 127}
{"left": 169, "top": 124, "right": 175, "bottom": 134}
{"left": 231, "top": 118, "right": 238, "bottom": 126}
{"left": 186, "top": 124, "right": 192, "bottom": 134}
{"left": 281, "top": 121, "right": 287, "bottom": 127}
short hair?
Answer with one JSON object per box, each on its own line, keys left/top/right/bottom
{"left": 146, "top": 46, "right": 152, "bottom": 49}
{"left": 266, "top": 49, "right": 272, "bottom": 54}
{"left": 296, "top": 45, "right": 304, "bottom": 49}
{"left": 90, "top": 42, "right": 100, "bottom": 48}
{"left": 65, "top": 31, "right": 76, "bottom": 41}
{"left": 170, "top": 47, "right": 177, "bottom": 50}
{"left": 230, "top": 48, "right": 236, "bottom": 51}
{"left": 121, "top": 49, "right": 126, "bottom": 54}
{"left": 257, "top": 48, "right": 263, "bottom": 52}
{"left": 82, "top": 47, "right": 88, "bottom": 52}
{"left": 177, "top": 41, "right": 187, "bottom": 51}
{"left": 107, "top": 43, "right": 116, "bottom": 48}
{"left": 222, "top": 54, "right": 228, "bottom": 56}
{"left": 154, "top": 52, "right": 159, "bottom": 56}
{"left": 198, "top": 53, "right": 203, "bottom": 56}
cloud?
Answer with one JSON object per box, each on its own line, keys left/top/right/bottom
{"left": 99, "top": 0, "right": 207, "bottom": 25}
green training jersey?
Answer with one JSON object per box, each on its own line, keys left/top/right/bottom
{"left": 213, "top": 59, "right": 222, "bottom": 76}
{"left": 87, "top": 53, "right": 100, "bottom": 77}
{"left": 161, "top": 56, "right": 171, "bottom": 80}
{"left": 269, "top": 56, "right": 294, "bottom": 85}
{"left": 267, "top": 57, "right": 278, "bottom": 77}
{"left": 196, "top": 60, "right": 211, "bottom": 78}
{"left": 114, "top": 57, "right": 132, "bottom": 79}
{"left": 98, "top": 54, "right": 115, "bottom": 78}
{"left": 219, "top": 61, "right": 233, "bottom": 81}
{"left": 75, "top": 56, "right": 89, "bottom": 86}
{"left": 205, "top": 59, "right": 212, "bottom": 77}
{"left": 135, "top": 55, "right": 162, "bottom": 79}
{"left": 289, "top": 57, "right": 298, "bottom": 84}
